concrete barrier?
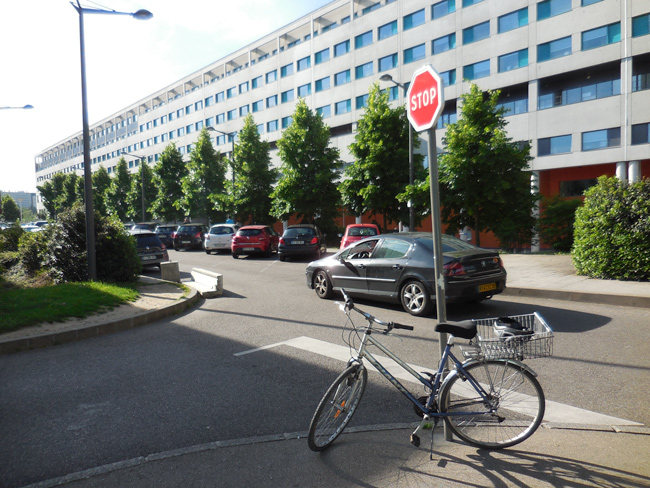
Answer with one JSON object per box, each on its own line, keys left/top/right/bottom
{"left": 161, "top": 261, "right": 181, "bottom": 282}
{"left": 190, "top": 268, "right": 223, "bottom": 298}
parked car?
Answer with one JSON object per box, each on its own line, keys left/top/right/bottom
{"left": 278, "top": 224, "right": 326, "bottom": 261}
{"left": 173, "top": 224, "right": 208, "bottom": 251}
{"left": 132, "top": 231, "right": 169, "bottom": 269}
{"left": 205, "top": 223, "right": 241, "bottom": 254}
{"left": 231, "top": 225, "right": 279, "bottom": 258}
{"left": 306, "top": 232, "right": 507, "bottom": 316}
{"left": 155, "top": 224, "right": 178, "bottom": 247}
{"left": 339, "top": 223, "right": 380, "bottom": 249}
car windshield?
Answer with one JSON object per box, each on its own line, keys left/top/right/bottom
{"left": 178, "top": 226, "right": 202, "bottom": 233}
{"left": 238, "top": 229, "right": 262, "bottom": 236}
{"left": 135, "top": 235, "right": 161, "bottom": 248}
{"left": 284, "top": 227, "right": 315, "bottom": 238}
{"left": 210, "top": 226, "right": 234, "bottom": 235}
{"left": 349, "top": 227, "right": 377, "bottom": 237}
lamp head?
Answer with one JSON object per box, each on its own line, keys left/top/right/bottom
{"left": 132, "top": 9, "right": 153, "bottom": 20}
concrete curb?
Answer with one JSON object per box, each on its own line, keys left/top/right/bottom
{"left": 503, "top": 287, "right": 650, "bottom": 309}
{"left": 0, "top": 285, "right": 201, "bottom": 355}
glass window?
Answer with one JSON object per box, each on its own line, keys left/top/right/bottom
{"left": 631, "top": 123, "right": 650, "bottom": 145}
{"left": 404, "top": 43, "right": 426, "bottom": 64}
{"left": 373, "top": 239, "right": 410, "bottom": 259}
{"left": 298, "top": 83, "right": 311, "bottom": 98}
{"left": 498, "top": 8, "right": 528, "bottom": 33}
{"left": 463, "top": 21, "right": 490, "bottom": 44}
{"left": 256, "top": 124, "right": 265, "bottom": 134}
{"left": 216, "top": 91, "right": 224, "bottom": 103}
{"left": 582, "top": 23, "right": 621, "bottom": 50}
{"left": 216, "top": 113, "right": 225, "bottom": 124}
{"left": 281, "top": 63, "right": 294, "bottom": 77}
{"left": 227, "top": 87, "right": 237, "bottom": 99}
{"left": 205, "top": 95, "right": 214, "bottom": 107}
{"left": 252, "top": 76, "right": 263, "bottom": 89}
{"left": 281, "top": 89, "right": 295, "bottom": 103}
{"left": 335, "top": 99, "right": 351, "bottom": 115}
{"left": 537, "top": 0, "right": 571, "bottom": 21}
{"left": 582, "top": 128, "right": 620, "bottom": 151}
{"left": 316, "top": 105, "right": 331, "bottom": 118}
{"left": 315, "top": 76, "right": 331, "bottom": 92}
{"left": 403, "top": 9, "right": 425, "bottom": 30}
{"left": 462, "top": 0, "right": 484, "bottom": 6}
{"left": 297, "top": 56, "right": 311, "bottom": 71}
{"left": 227, "top": 109, "right": 237, "bottom": 121}
{"left": 266, "top": 95, "right": 278, "bottom": 108}
{"left": 538, "top": 135, "right": 572, "bottom": 156}
{"left": 441, "top": 69, "right": 456, "bottom": 87}
{"left": 252, "top": 100, "right": 264, "bottom": 112}
{"left": 334, "top": 40, "right": 350, "bottom": 57}
{"left": 432, "top": 33, "right": 456, "bottom": 54}
{"left": 582, "top": 0, "right": 602, "bottom": 5}
{"left": 538, "top": 36, "right": 572, "bottom": 62}
{"left": 498, "top": 49, "right": 528, "bottom": 72}
{"left": 239, "top": 82, "right": 249, "bottom": 94}
{"left": 356, "top": 94, "right": 369, "bottom": 109}
{"left": 355, "top": 30, "right": 373, "bottom": 49}
{"left": 281, "top": 116, "right": 293, "bottom": 129}
{"left": 632, "top": 14, "right": 650, "bottom": 38}
{"left": 496, "top": 92, "right": 528, "bottom": 116}
{"left": 334, "top": 69, "right": 351, "bottom": 86}
{"left": 266, "top": 70, "right": 277, "bottom": 83}
{"left": 205, "top": 116, "right": 214, "bottom": 127}
{"left": 463, "top": 59, "right": 490, "bottom": 80}
{"left": 267, "top": 120, "right": 278, "bottom": 132}
{"left": 378, "top": 53, "right": 398, "bottom": 72}
{"left": 315, "top": 48, "right": 330, "bottom": 64}
{"left": 432, "top": 0, "right": 455, "bottom": 20}
{"left": 355, "top": 61, "right": 374, "bottom": 79}
{"left": 378, "top": 20, "right": 397, "bottom": 40}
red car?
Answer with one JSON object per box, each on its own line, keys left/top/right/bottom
{"left": 231, "top": 225, "right": 280, "bottom": 258}
{"left": 339, "top": 224, "right": 380, "bottom": 249}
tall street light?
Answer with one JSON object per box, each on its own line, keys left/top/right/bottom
{"left": 206, "top": 127, "right": 237, "bottom": 183}
{"left": 121, "top": 151, "right": 148, "bottom": 222}
{"left": 380, "top": 74, "right": 415, "bottom": 232}
{"left": 0, "top": 104, "right": 34, "bottom": 110}
{"left": 71, "top": 1, "right": 152, "bottom": 281}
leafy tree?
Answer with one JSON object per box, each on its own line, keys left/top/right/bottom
{"left": 106, "top": 157, "right": 132, "bottom": 222}
{"left": 61, "top": 173, "right": 84, "bottom": 210}
{"left": 538, "top": 196, "right": 582, "bottom": 252}
{"left": 92, "top": 165, "right": 112, "bottom": 216}
{"left": 1, "top": 195, "right": 21, "bottom": 222}
{"left": 151, "top": 143, "right": 188, "bottom": 223}
{"left": 126, "top": 161, "right": 156, "bottom": 221}
{"left": 37, "top": 173, "right": 67, "bottom": 219}
{"left": 340, "top": 83, "right": 425, "bottom": 229}
{"left": 180, "top": 128, "right": 228, "bottom": 223}
{"left": 271, "top": 99, "right": 342, "bottom": 232}
{"left": 438, "top": 83, "right": 537, "bottom": 247}
{"left": 229, "top": 114, "right": 277, "bottom": 224}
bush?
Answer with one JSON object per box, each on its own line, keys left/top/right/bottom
{"left": 572, "top": 176, "right": 650, "bottom": 280}
{"left": 0, "top": 224, "right": 24, "bottom": 252}
{"left": 95, "top": 216, "right": 141, "bottom": 282}
{"left": 18, "top": 230, "right": 50, "bottom": 275}
{"left": 538, "top": 196, "right": 582, "bottom": 252}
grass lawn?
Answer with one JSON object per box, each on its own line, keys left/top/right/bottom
{"left": 0, "top": 282, "right": 139, "bottom": 333}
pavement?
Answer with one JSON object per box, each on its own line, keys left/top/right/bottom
{"left": 3, "top": 254, "right": 650, "bottom": 487}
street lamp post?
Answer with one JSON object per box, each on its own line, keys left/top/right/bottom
{"left": 206, "top": 127, "right": 237, "bottom": 183}
{"left": 71, "top": 1, "right": 152, "bottom": 281}
{"left": 380, "top": 74, "right": 415, "bottom": 232}
{"left": 121, "top": 151, "right": 147, "bottom": 222}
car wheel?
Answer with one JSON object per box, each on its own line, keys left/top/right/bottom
{"left": 264, "top": 245, "right": 272, "bottom": 257}
{"left": 279, "top": 254, "right": 286, "bottom": 262}
{"left": 232, "top": 253, "right": 239, "bottom": 259}
{"left": 313, "top": 270, "right": 333, "bottom": 299}
{"left": 400, "top": 280, "right": 432, "bottom": 316}
{"left": 205, "top": 249, "right": 212, "bottom": 255}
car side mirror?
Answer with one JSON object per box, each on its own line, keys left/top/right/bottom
{"left": 337, "top": 233, "right": 343, "bottom": 238}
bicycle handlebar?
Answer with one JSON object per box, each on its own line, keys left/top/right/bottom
{"left": 339, "top": 289, "right": 414, "bottom": 332}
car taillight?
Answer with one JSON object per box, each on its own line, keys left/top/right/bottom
{"left": 444, "top": 262, "right": 466, "bottom": 276}
{"left": 279, "top": 237, "right": 285, "bottom": 245}
{"left": 161, "top": 243, "right": 167, "bottom": 250}
{"left": 310, "top": 237, "right": 318, "bottom": 245}
{"left": 171, "top": 232, "right": 177, "bottom": 238}
{"left": 195, "top": 232, "right": 202, "bottom": 239}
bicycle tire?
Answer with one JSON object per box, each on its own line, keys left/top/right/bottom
{"left": 308, "top": 364, "right": 368, "bottom": 451}
{"left": 439, "top": 360, "right": 545, "bottom": 449}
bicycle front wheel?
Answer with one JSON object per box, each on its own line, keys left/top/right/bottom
{"left": 439, "top": 360, "right": 545, "bottom": 449}
{"left": 308, "top": 364, "right": 367, "bottom": 451}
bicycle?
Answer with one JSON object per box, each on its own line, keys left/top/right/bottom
{"left": 307, "top": 290, "right": 554, "bottom": 452}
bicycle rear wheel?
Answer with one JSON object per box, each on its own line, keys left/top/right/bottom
{"left": 308, "top": 364, "right": 367, "bottom": 451}
{"left": 439, "top": 360, "right": 545, "bottom": 449}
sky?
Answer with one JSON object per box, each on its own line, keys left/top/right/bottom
{"left": 0, "top": 0, "right": 332, "bottom": 193}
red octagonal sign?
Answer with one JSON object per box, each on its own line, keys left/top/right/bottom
{"left": 406, "top": 65, "right": 445, "bottom": 132}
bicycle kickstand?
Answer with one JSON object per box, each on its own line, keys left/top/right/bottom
{"left": 410, "top": 415, "right": 437, "bottom": 448}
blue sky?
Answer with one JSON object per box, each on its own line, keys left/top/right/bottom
{"left": 0, "top": 0, "right": 331, "bottom": 193}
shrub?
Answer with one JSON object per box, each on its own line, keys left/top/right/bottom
{"left": 18, "top": 229, "right": 50, "bottom": 275}
{"left": 572, "top": 176, "right": 650, "bottom": 280}
{"left": 538, "top": 196, "right": 582, "bottom": 252}
{"left": 95, "top": 216, "right": 141, "bottom": 282}
{"left": 0, "top": 224, "right": 24, "bottom": 252}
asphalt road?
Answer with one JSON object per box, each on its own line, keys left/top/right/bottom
{"left": 1, "top": 249, "right": 649, "bottom": 488}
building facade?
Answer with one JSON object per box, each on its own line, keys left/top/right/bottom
{"left": 35, "top": 0, "right": 650, "bottom": 222}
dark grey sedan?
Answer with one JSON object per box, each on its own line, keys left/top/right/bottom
{"left": 305, "top": 232, "right": 507, "bottom": 316}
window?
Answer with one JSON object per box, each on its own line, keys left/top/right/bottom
{"left": 178, "top": 127, "right": 185, "bottom": 136}
{"left": 216, "top": 91, "right": 224, "bottom": 103}
{"left": 462, "top": 0, "right": 484, "bottom": 6}
{"left": 538, "top": 135, "right": 572, "bottom": 156}
{"left": 355, "top": 61, "right": 373, "bottom": 79}
{"left": 582, "top": 23, "right": 621, "bottom": 50}
{"left": 498, "top": 49, "right": 528, "bottom": 72}
{"left": 633, "top": 58, "right": 650, "bottom": 92}
{"left": 227, "top": 87, "right": 237, "bottom": 99}
{"left": 463, "top": 59, "right": 490, "bottom": 80}
{"left": 403, "top": 9, "right": 425, "bottom": 30}
{"left": 496, "top": 91, "right": 528, "bottom": 116}
{"left": 281, "top": 63, "right": 294, "bottom": 77}
{"left": 582, "top": 0, "right": 602, "bottom": 5}
{"left": 355, "top": 30, "right": 373, "bottom": 49}
{"left": 315, "top": 48, "right": 330, "bottom": 64}
{"left": 378, "top": 20, "right": 397, "bottom": 40}
{"left": 315, "top": 76, "right": 331, "bottom": 92}
{"left": 252, "top": 100, "right": 264, "bottom": 112}
{"left": 374, "top": 239, "right": 410, "bottom": 259}
{"left": 632, "top": 14, "right": 650, "bottom": 37}
{"left": 498, "top": 8, "right": 528, "bottom": 33}
{"left": 216, "top": 135, "right": 226, "bottom": 146}
{"left": 239, "top": 81, "right": 249, "bottom": 94}
{"left": 227, "top": 109, "right": 237, "bottom": 121}
{"left": 441, "top": 69, "right": 456, "bottom": 87}
{"left": 281, "top": 89, "right": 295, "bottom": 104}
{"left": 297, "top": 56, "right": 311, "bottom": 71}
{"left": 205, "top": 95, "right": 215, "bottom": 107}
{"left": 281, "top": 116, "right": 293, "bottom": 129}
{"left": 335, "top": 69, "right": 351, "bottom": 86}
{"left": 266, "top": 70, "right": 277, "bottom": 83}
{"left": 334, "top": 40, "right": 350, "bottom": 56}
{"left": 251, "top": 76, "right": 263, "bottom": 89}
{"left": 196, "top": 121, "right": 203, "bottom": 131}
{"left": 256, "top": 124, "right": 265, "bottom": 134}
{"left": 205, "top": 116, "right": 214, "bottom": 127}
{"left": 404, "top": 43, "right": 426, "bottom": 64}
{"left": 432, "top": 33, "right": 456, "bottom": 54}
{"left": 267, "top": 120, "right": 278, "bottom": 132}
{"left": 240, "top": 104, "right": 249, "bottom": 116}
{"left": 216, "top": 113, "right": 225, "bottom": 124}
{"left": 356, "top": 94, "right": 369, "bottom": 109}
{"left": 538, "top": 70, "right": 620, "bottom": 109}
{"left": 432, "top": 0, "right": 455, "bottom": 20}
{"left": 582, "top": 128, "right": 620, "bottom": 151}
{"left": 631, "top": 123, "right": 650, "bottom": 145}
{"left": 436, "top": 105, "right": 458, "bottom": 129}
{"left": 335, "top": 99, "right": 351, "bottom": 115}
{"left": 378, "top": 53, "right": 398, "bottom": 72}
{"left": 537, "top": 0, "right": 571, "bottom": 21}
{"left": 463, "top": 21, "right": 489, "bottom": 44}
{"left": 298, "top": 83, "right": 311, "bottom": 98}
{"left": 316, "top": 105, "right": 331, "bottom": 118}
{"left": 538, "top": 36, "right": 572, "bottom": 62}
{"left": 266, "top": 95, "right": 278, "bottom": 108}
{"left": 560, "top": 179, "right": 598, "bottom": 197}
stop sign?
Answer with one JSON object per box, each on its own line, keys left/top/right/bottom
{"left": 406, "top": 65, "right": 445, "bottom": 132}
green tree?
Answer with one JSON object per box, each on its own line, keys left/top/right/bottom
{"left": 106, "top": 157, "right": 132, "bottom": 221}
{"left": 126, "top": 161, "right": 156, "bottom": 222}
{"left": 92, "top": 165, "right": 112, "bottom": 216}
{"left": 438, "top": 83, "right": 537, "bottom": 247}
{"left": 61, "top": 173, "right": 84, "bottom": 210}
{"left": 271, "top": 99, "right": 342, "bottom": 231}
{"left": 151, "top": 143, "right": 188, "bottom": 223}
{"left": 37, "top": 173, "right": 67, "bottom": 219}
{"left": 1, "top": 195, "right": 21, "bottom": 222}
{"left": 180, "top": 128, "right": 228, "bottom": 223}
{"left": 229, "top": 114, "right": 277, "bottom": 224}
{"left": 340, "top": 83, "right": 425, "bottom": 229}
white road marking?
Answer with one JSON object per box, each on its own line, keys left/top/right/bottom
{"left": 236, "top": 336, "right": 642, "bottom": 427}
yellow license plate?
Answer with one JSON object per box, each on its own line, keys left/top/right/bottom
{"left": 479, "top": 283, "right": 497, "bottom": 293}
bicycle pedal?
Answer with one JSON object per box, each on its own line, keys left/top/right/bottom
{"left": 410, "top": 434, "right": 421, "bottom": 447}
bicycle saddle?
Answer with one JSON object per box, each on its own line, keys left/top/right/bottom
{"left": 434, "top": 320, "right": 477, "bottom": 340}
{"left": 494, "top": 317, "right": 534, "bottom": 337}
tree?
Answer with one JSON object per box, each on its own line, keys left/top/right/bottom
{"left": 1, "top": 195, "right": 21, "bottom": 222}
{"left": 37, "top": 173, "right": 67, "bottom": 219}
{"left": 271, "top": 99, "right": 342, "bottom": 232}
{"left": 180, "top": 128, "right": 228, "bottom": 223}
{"left": 61, "top": 173, "right": 84, "bottom": 210}
{"left": 340, "top": 83, "right": 425, "bottom": 229}
{"left": 438, "top": 83, "right": 537, "bottom": 247}
{"left": 92, "top": 165, "right": 112, "bottom": 216}
{"left": 106, "top": 157, "right": 132, "bottom": 222}
{"left": 126, "top": 161, "right": 156, "bottom": 221}
{"left": 229, "top": 114, "right": 277, "bottom": 224}
{"left": 151, "top": 143, "right": 188, "bottom": 223}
